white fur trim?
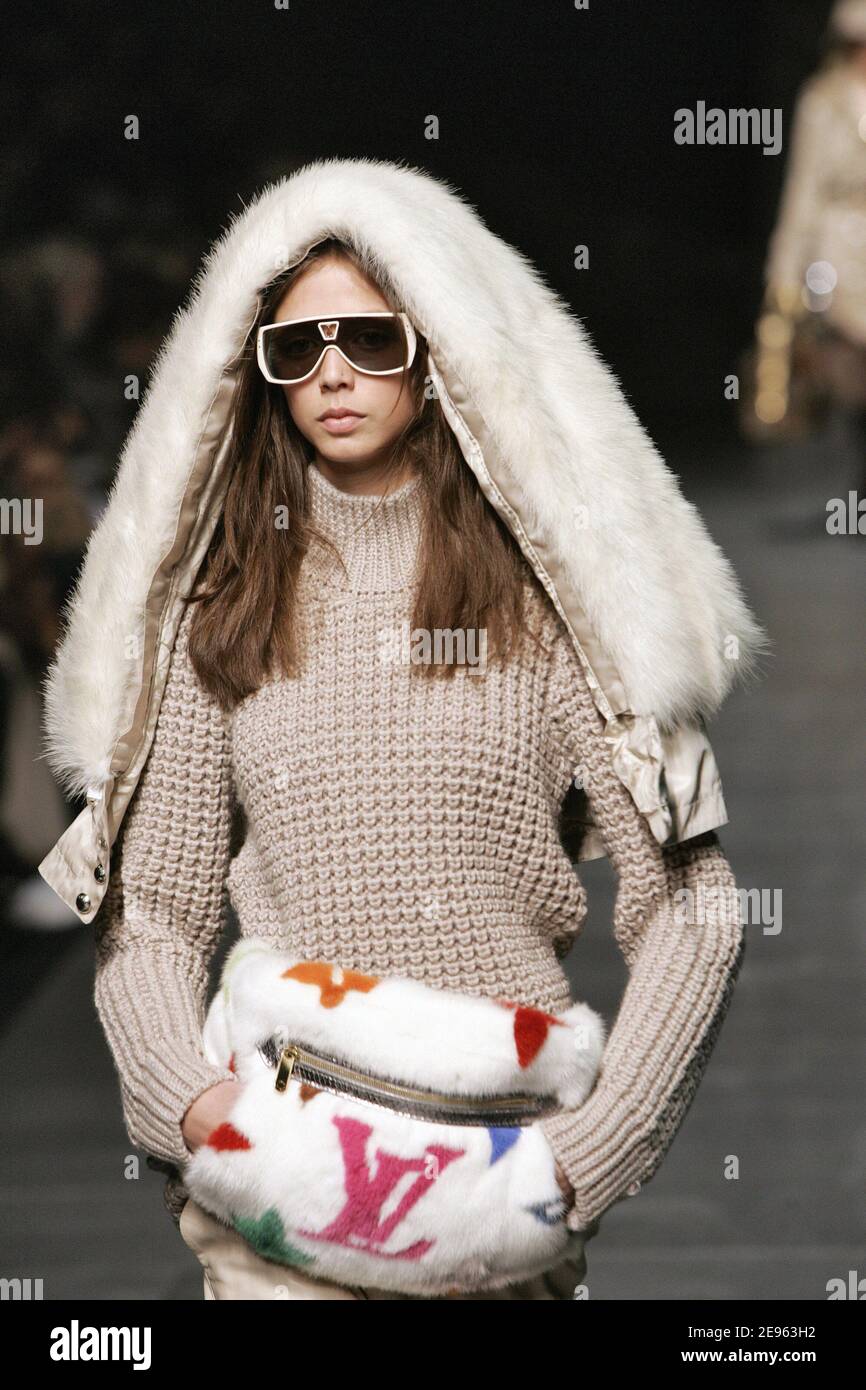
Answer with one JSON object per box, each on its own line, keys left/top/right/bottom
{"left": 40, "top": 156, "right": 765, "bottom": 801}
{"left": 185, "top": 939, "right": 599, "bottom": 1293}
{"left": 203, "top": 938, "right": 606, "bottom": 1107}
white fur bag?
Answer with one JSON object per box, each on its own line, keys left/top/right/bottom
{"left": 182, "top": 937, "right": 605, "bottom": 1295}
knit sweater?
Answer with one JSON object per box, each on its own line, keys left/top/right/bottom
{"left": 92, "top": 460, "right": 746, "bottom": 1234}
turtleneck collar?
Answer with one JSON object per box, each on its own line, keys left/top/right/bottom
{"left": 301, "top": 460, "right": 424, "bottom": 595}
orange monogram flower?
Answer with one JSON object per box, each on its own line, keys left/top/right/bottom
{"left": 282, "top": 960, "right": 380, "bottom": 1008}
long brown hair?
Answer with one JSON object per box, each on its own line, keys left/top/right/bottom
{"left": 187, "top": 237, "right": 547, "bottom": 710}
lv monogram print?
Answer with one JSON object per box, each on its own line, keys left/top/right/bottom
{"left": 188, "top": 952, "right": 592, "bottom": 1293}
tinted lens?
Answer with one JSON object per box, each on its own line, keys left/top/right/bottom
{"left": 264, "top": 323, "right": 324, "bottom": 381}
{"left": 338, "top": 317, "right": 406, "bottom": 371}
{"left": 263, "top": 316, "right": 406, "bottom": 380}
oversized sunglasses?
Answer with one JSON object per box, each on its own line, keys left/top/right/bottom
{"left": 257, "top": 311, "right": 417, "bottom": 384}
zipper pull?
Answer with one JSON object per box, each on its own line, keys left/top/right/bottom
{"left": 275, "top": 1044, "right": 299, "bottom": 1093}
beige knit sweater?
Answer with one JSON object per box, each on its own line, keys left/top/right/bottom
{"left": 92, "top": 460, "right": 746, "bottom": 1234}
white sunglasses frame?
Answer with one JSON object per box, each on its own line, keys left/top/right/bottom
{"left": 256, "top": 310, "right": 417, "bottom": 385}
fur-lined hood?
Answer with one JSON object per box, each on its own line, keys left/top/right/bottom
{"left": 38, "top": 156, "right": 764, "bottom": 921}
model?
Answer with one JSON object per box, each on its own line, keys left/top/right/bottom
{"left": 757, "top": 0, "right": 866, "bottom": 470}
{"left": 38, "top": 157, "right": 764, "bottom": 1299}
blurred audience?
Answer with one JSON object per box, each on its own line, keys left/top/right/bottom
{"left": 0, "top": 205, "right": 195, "bottom": 928}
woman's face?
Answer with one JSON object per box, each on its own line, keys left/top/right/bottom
{"left": 271, "top": 256, "right": 417, "bottom": 489}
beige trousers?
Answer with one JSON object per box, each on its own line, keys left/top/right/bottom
{"left": 179, "top": 1196, "right": 595, "bottom": 1301}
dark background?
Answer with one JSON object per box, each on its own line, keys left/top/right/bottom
{"left": 2, "top": 0, "right": 863, "bottom": 1303}
{"left": 1, "top": 0, "right": 839, "bottom": 442}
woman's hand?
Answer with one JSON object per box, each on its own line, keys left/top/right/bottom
{"left": 554, "top": 1159, "right": 575, "bottom": 1211}
{"left": 181, "top": 1080, "right": 243, "bottom": 1155}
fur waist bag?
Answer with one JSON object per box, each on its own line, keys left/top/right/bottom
{"left": 183, "top": 938, "right": 605, "bottom": 1295}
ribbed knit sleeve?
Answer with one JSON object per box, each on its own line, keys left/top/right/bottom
{"left": 91, "top": 603, "right": 238, "bottom": 1168}
{"left": 538, "top": 633, "right": 746, "bottom": 1233}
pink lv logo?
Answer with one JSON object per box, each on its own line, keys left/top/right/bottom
{"left": 297, "top": 1113, "right": 465, "bottom": 1261}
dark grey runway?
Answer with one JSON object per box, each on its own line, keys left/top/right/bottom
{"left": 2, "top": 422, "right": 863, "bottom": 1300}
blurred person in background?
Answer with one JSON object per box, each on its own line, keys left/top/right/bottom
{"left": 753, "top": 0, "right": 866, "bottom": 505}
{"left": 0, "top": 417, "right": 93, "bottom": 926}
{"left": 0, "top": 227, "right": 191, "bottom": 926}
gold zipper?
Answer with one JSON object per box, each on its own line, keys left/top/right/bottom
{"left": 261, "top": 1037, "right": 555, "bottom": 1125}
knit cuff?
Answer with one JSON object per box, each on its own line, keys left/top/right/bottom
{"left": 540, "top": 1094, "right": 645, "bottom": 1232}
{"left": 94, "top": 945, "right": 238, "bottom": 1168}
{"left": 138, "top": 1038, "right": 239, "bottom": 1169}
{"left": 539, "top": 854, "right": 745, "bottom": 1233}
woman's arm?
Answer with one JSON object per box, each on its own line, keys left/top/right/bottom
{"left": 91, "top": 603, "right": 238, "bottom": 1168}
{"left": 539, "top": 631, "right": 747, "bottom": 1233}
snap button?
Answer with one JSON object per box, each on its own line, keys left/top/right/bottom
{"left": 76, "top": 892, "right": 92, "bottom": 912}
{"left": 94, "top": 863, "right": 106, "bottom": 882}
